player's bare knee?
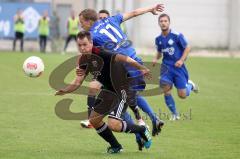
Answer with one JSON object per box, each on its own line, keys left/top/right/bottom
{"left": 164, "top": 90, "right": 172, "bottom": 96}
{"left": 88, "top": 88, "right": 98, "bottom": 96}
{"left": 88, "top": 81, "right": 101, "bottom": 95}
{"left": 89, "top": 114, "right": 102, "bottom": 128}
{"left": 178, "top": 92, "right": 187, "bottom": 99}
{"left": 108, "top": 118, "right": 122, "bottom": 132}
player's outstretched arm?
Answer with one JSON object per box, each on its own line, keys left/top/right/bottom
{"left": 123, "top": 4, "right": 164, "bottom": 22}
{"left": 55, "top": 73, "right": 85, "bottom": 96}
{"left": 115, "top": 54, "right": 152, "bottom": 79}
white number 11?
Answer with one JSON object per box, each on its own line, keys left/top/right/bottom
{"left": 99, "top": 24, "right": 123, "bottom": 43}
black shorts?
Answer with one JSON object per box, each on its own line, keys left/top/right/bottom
{"left": 15, "top": 32, "right": 24, "bottom": 39}
{"left": 93, "top": 88, "right": 137, "bottom": 120}
{"left": 93, "top": 62, "right": 138, "bottom": 120}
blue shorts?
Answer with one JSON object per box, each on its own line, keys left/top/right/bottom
{"left": 160, "top": 64, "right": 189, "bottom": 89}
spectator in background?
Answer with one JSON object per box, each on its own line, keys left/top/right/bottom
{"left": 13, "top": 9, "right": 25, "bottom": 52}
{"left": 63, "top": 10, "right": 80, "bottom": 53}
{"left": 50, "top": 11, "right": 60, "bottom": 53}
{"left": 38, "top": 11, "right": 50, "bottom": 53}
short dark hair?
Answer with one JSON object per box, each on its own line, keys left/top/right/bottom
{"left": 158, "top": 13, "right": 170, "bottom": 22}
{"left": 79, "top": 9, "right": 98, "bottom": 22}
{"left": 77, "top": 31, "right": 92, "bottom": 41}
{"left": 98, "top": 9, "right": 110, "bottom": 16}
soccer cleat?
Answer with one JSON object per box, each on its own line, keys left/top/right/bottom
{"left": 140, "top": 126, "right": 152, "bottom": 149}
{"left": 107, "top": 145, "right": 123, "bottom": 154}
{"left": 136, "top": 138, "right": 144, "bottom": 151}
{"left": 152, "top": 119, "right": 165, "bottom": 136}
{"left": 170, "top": 114, "right": 180, "bottom": 121}
{"left": 80, "top": 120, "right": 93, "bottom": 128}
{"left": 188, "top": 80, "right": 199, "bottom": 93}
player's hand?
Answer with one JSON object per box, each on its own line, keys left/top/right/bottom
{"left": 76, "top": 68, "right": 85, "bottom": 76}
{"left": 55, "top": 89, "right": 67, "bottom": 96}
{"left": 175, "top": 60, "right": 184, "bottom": 68}
{"left": 141, "top": 68, "right": 152, "bottom": 80}
{"left": 151, "top": 4, "right": 164, "bottom": 15}
{"left": 152, "top": 58, "right": 158, "bottom": 67}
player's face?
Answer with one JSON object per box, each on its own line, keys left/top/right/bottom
{"left": 159, "top": 17, "right": 170, "bottom": 31}
{"left": 98, "top": 13, "right": 109, "bottom": 20}
{"left": 77, "top": 37, "right": 93, "bottom": 54}
{"left": 79, "top": 15, "right": 92, "bottom": 31}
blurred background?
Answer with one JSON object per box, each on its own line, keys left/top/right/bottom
{"left": 0, "top": 0, "right": 239, "bottom": 55}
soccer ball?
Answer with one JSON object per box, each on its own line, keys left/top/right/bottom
{"left": 23, "top": 56, "right": 44, "bottom": 77}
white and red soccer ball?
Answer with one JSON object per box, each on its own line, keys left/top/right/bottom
{"left": 23, "top": 56, "right": 44, "bottom": 77}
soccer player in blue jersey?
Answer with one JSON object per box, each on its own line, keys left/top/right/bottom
{"left": 78, "top": 4, "right": 165, "bottom": 136}
{"left": 153, "top": 14, "right": 199, "bottom": 120}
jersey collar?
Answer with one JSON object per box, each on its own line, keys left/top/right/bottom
{"left": 161, "top": 29, "right": 171, "bottom": 38}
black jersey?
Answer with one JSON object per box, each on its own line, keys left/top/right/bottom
{"left": 78, "top": 47, "right": 125, "bottom": 91}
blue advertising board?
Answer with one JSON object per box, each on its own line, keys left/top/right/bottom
{"left": 0, "top": 3, "right": 51, "bottom": 39}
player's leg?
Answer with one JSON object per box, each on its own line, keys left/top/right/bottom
{"left": 121, "top": 112, "right": 144, "bottom": 151}
{"left": 89, "top": 110, "right": 122, "bottom": 153}
{"left": 164, "top": 88, "right": 179, "bottom": 120}
{"left": 43, "top": 36, "right": 47, "bottom": 53}
{"left": 19, "top": 32, "right": 24, "bottom": 52}
{"left": 89, "top": 89, "right": 122, "bottom": 153}
{"left": 161, "top": 70, "right": 179, "bottom": 120}
{"left": 108, "top": 89, "right": 152, "bottom": 149}
{"left": 63, "top": 35, "right": 71, "bottom": 52}
{"left": 126, "top": 63, "right": 163, "bottom": 135}
{"left": 12, "top": 32, "right": 18, "bottom": 51}
{"left": 39, "top": 35, "right": 44, "bottom": 52}
{"left": 175, "top": 66, "right": 198, "bottom": 99}
{"left": 73, "top": 35, "right": 77, "bottom": 42}
{"left": 136, "top": 95, "right": 164, "bottom": 135}
{"left": 108, "top": 110, "right": 152, "bottom": 149}
{"left": 80, "top": 80, "right": 101, "bottom": 128}
{"left": 88, "top": 80, "right": 101, "bottom": 115}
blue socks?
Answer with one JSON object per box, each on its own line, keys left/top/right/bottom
{"left": 137, "top": 95, "right": 157, "bottom": 123}
{"left": 164, "top": 94, "right": 178, "bottom": 115}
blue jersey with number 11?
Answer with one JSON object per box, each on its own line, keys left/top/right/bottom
{"left": 89, "top": 14, "right": 137, "bottom": 59}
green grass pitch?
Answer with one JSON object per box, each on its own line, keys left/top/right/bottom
{"left": 0, "top": 51, "right": 240, "bottom": 159}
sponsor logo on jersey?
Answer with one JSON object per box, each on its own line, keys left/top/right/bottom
{"left": 161, "top": 47, "right": 175, "bottom": 55}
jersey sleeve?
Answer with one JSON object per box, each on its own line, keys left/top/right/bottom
{"left": 178, "top": 33, "right": 188, "bottom": 49}
{"left": 155, "top": 37, "right": 162, "bottom": 53}
{"left": 108, "top": 13, "right": 123, "bottom": 25}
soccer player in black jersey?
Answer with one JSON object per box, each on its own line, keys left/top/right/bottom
{"left": 55, "top": 31, "right": 152, "bottom": 154}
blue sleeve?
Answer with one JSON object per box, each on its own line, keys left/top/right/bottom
{"left": 109, "top": 13, "right": 123, "bottom": 25}
{"left": 155, "top": 38, "right": 162, "bottom": 53}
{"left": 178, "top": 33, "right": 188, "bottom": 49}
